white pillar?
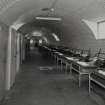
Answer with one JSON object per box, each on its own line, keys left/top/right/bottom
{"left": 5, "top": 27, "right": 12, "bottom": 90}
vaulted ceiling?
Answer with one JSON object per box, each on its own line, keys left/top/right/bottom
{"left": 0, "top": 0, "right": 104, "bottom": 26}
{"left": 0, "top": 0, "right": 104, "bottom": 45}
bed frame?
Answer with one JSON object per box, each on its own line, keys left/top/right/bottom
{"left": 89, "top": 49, "right": 105, "bottom": 94}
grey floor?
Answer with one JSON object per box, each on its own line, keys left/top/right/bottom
{"left": 1, "top": 48, "right": 105, "bottom": 105}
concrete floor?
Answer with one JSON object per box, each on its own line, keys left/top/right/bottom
{"left": 1, "top": 48, "right": 105, "bottom": 105}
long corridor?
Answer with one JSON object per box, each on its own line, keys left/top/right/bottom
{"left": 1, "top": 48, "right": 105, "bottom": 105}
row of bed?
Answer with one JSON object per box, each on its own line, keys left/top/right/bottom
{"left": 38, "top": 45, "right": 105, "bottom": 95}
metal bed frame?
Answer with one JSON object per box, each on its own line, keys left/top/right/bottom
{"left": 89, "top": 50, "right": 105, "bottom": 94}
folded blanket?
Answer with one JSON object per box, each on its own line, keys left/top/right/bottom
{"left": 66, "top": 57, "right": 74, "bottom": 60}
{"left": 77, "top": 61, "right": 89, "bottom": 66}
{"left": 98, "top": 70, "right": 105, "bottom": 76}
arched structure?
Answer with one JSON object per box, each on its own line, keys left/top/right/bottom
{"left": 0, "top": 0, "right": 105, "bottom": 102}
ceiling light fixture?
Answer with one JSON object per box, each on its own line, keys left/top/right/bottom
{"left": 35, "top": 16, "right": 62, "bottom": 21}
{"left": 36, "top": 0, "right": 62, "bottom": 21}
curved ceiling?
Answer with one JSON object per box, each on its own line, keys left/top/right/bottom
{"left": 0, "top": 0, "right": 104, "bottom": 55}
{"left": 0, "top": 0, "right": 105, "bottom": 27}
{"left": 18, "top": 20, "right": 64, "bottom": 44}
{"left": 18, "top": 20, "right": 63, "bottom": 34}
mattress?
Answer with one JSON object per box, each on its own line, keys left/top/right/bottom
{"left": 91, "top": 70, "right": 105, "bottom": 86}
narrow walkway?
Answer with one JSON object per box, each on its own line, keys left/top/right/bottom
{"left": 2, "top": 48, "right": 105, "bottom": 105}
